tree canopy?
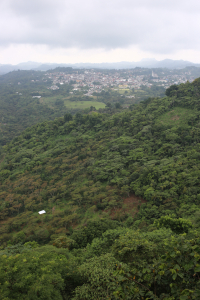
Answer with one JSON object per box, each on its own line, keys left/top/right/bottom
{"left": 1, "top": 78, "right": 200, "bottom": 298}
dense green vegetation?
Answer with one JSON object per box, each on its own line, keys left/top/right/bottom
{"left": 0, "top": 70, "right": 67, "bottom": 150}
{"left": 0, "top": 68, "right": 167, "bottom": 152}
{"left": 2, "top": 78, "right": 200, "bottom": 298}
{"left": 0, "top": 70, "right": 107, "bottom": 152}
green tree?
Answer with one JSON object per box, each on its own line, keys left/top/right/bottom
{"left": 115, "top": 102, "right": 121, "bottom": 109}
{"left": 154, "top": 216, "right": 193, "bottom": 234}
{"left": 64, "top": 113, "right": 73, "bottom": 122}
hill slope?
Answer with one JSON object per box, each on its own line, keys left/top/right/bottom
{"left": 1, "top": 79, "right": 200, "bottom": 299}
{"left": 0, "top": 70, "right": 69, "bottom": 149}
{"left": 1, "top": 79, "right": 200, "bottom": 244}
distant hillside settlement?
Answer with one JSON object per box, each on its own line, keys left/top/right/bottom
{"left": 45, "top": 69, "right": 195, "bottom": 96}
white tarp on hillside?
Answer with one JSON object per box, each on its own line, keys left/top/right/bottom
{"left": 38, "top": 210, "right": 46, "bottom": 214}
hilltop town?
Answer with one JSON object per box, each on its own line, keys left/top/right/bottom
{"left": 45, "top": 67, "right": 196, "bottom": 97}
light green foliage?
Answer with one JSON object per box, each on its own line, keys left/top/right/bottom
{"left": 73, "top": 254, "right": 120, "bottom": 300}
{"left": 154, "top": 216, "right": 193, "bottom": 234}
{"left": 0, "top": 246, "right": 69, "bottom": 299}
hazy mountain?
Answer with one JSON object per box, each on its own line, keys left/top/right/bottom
{"left": 43, "top": 59, "right": 200, "bottom": 70}
{"left": 16, "top": 61, "right": 42, "bottom": 70}
{"left": 0, "top": 61, "right": 41, "bottom": 75}
{"left": 0, "top": 64, "right": 17, "bottom": 75}
{"left": 0, "top": 59, "right": 200, "bottom": 74}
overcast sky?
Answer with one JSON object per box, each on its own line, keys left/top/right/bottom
{"left": 0, "top": 0, "right": 200, "bottom": 64}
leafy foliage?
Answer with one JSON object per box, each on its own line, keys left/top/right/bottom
{"left": 154, "top": 216, "right": 193, "bottom": 234}
{"left": 1, "top": 78, "right": 200, "bottom": 298}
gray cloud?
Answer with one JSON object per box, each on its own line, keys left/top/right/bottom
{"left": 1, "top": 0, "right": 200, "bottom": 54}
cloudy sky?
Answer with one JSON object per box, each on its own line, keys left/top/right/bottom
{"left": 0, "top": 0, "right": 200, "bottom": 64}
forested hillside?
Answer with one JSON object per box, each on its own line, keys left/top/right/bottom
{"left": 0, "top": 70, "right": 69, "bottom": 150}
{"left": 1, "top": 79, "right": 200, "bottom": 299}
{"left": 0, "top": 67, "right": 171, "bottom": 152}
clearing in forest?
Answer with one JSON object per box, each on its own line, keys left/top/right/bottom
{"left": 157, "top": 107, "right": 194, "bottom": 126}
{"left": 63, "top": 100, "right": 106, "bottom": 110}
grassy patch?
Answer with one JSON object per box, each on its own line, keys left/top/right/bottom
{"left": 117, "top": 89, "right": 131, "bottom": 95}
{"left": 157, "top": 107, "right": 193, "bottom": 126}
{"left": 63, "top": 100, "right": 106, "bottom": 110}
{"left": 40, "top": 94, "right": 106, "bottom": 110}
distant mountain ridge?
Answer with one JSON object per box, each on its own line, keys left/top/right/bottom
{"left": 0, "top": 59, "right": 200, "bottom": 74}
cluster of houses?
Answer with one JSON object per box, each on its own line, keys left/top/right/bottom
{"left": 43, "top": 69, "right": 195, "bottom": 96}
{"left": 44, "top": 71, "right": 151, "bottom": 96}
{"left": 151, "top": 70, "right": 193, "bottom": 86}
